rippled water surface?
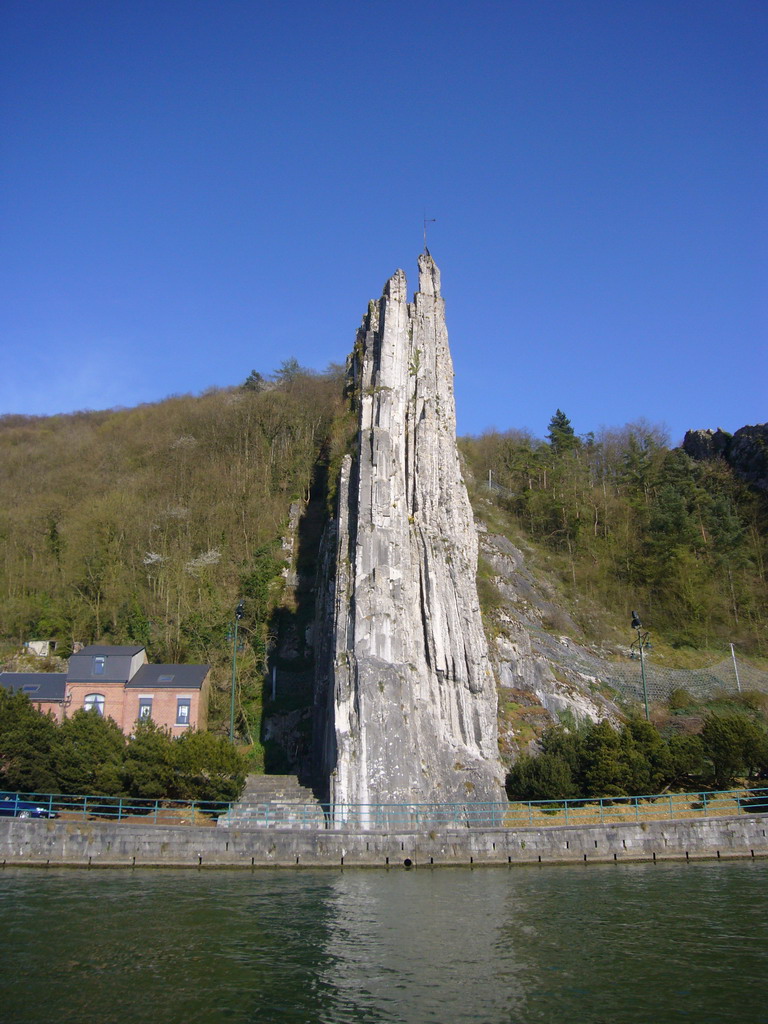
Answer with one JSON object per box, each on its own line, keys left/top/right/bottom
{"left": 2, "top": 860, "right": 767, "bottom": 1023}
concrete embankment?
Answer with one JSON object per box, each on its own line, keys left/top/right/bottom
{"left": 2, "top": 814, "right": 767, "bottom": 868}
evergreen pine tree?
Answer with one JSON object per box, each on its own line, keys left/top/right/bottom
{"left": 547, "top": 409, "right": 580, "bottom": 453}
{"left": 242, "top": 370, "right": 266, "bottom": 392}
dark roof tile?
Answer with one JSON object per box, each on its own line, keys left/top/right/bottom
{"left": 126, "top": 664, "right": 210, "bottom": 689}
{"left": 0, "top": 672, "right": 67, "bottom": 701}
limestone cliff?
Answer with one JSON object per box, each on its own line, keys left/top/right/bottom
{"left": 683, "top": 424, "right": 768, "bottom": 493}
{"left": 314, "top": 253, "right": 504, "bottom": 810}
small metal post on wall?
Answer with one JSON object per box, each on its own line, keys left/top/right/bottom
{"left": 730, "top": 643, "right": 742, "bottom": 693}
{"left": 229, "top": 601, "right": 245, "bottom": 742}
{"left": 631, "top": 610, "right": 651, "bottom": 721}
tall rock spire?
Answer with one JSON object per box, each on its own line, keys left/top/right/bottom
{"left": 314, "top": 253, "right": 503, "bottom": 812}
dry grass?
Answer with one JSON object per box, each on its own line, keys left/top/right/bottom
{"left": 53, "top": 805, "right": 218, "bottom": 827}
{"left": 504, "top": 791, "right": 742, "bottom": 828}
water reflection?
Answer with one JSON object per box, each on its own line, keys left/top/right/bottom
{"left": 319, "top": 869, "right": 531, "bottom": 1022}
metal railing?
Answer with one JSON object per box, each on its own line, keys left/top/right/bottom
{"left": 502, "top": 786, "right": 768, "bottom": 828}
{"left": 2, "top": 786, "right": 767, "bottom": 830}
{"left": 326, "top": 802, "right": 509, "bottom": 830}
{"left": 0, "top": 791, "right": 230, "bottom": 826}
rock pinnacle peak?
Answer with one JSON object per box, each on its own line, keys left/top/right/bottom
{"left": 417, "top": 250, "right": 441, "bottom": 296}
{"left": 314, "top": 256, "right": 503, "bottom": 818}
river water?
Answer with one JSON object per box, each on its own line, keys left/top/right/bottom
{"left": 2, "top": 860, "right": 766, "bottom": 1024}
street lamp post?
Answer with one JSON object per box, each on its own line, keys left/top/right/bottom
{"left": 631, "top": 610, "right": 651, "bottom": 721}
{"left": 229, "top": 601, "right": 245, "bottom": 742}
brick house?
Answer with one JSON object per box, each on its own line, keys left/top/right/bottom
{"left": 1, "top": 645, "right": 210, "bottom": 737}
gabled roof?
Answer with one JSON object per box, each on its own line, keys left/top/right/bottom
{"left": 126, "top": 664, "right": 210, "bottom": 690}
{"left": 0, "top": 672, "right": 67, "bottom": 702}
{"left": 74, "top": 645, "right": 146, "bottom": 657}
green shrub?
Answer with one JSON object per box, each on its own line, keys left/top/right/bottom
{"left": 122, "top": 720, "right": 175, "bottom": 799}
{"left": 52, "top": 709, "right": 125, "bottom": 795}
{"left": 506, "top": 715, "right": 731, "bottom": 803}
{"left": 700, "top": 713, "right": 767, "bottom": 788}
{"left": 170, "top": 730, "right": 247, "bottom": 803}
{"left": 0, "top": 691, "right": 249, "bottom": 802}
{"left": 0, "top": 689, "right": 59, "bottom": 793}
{"left": 668, "top": 688, "right": 693, "bottom": 711}
{"left": 506, "top": 751, "right": 578, "bottom": 802}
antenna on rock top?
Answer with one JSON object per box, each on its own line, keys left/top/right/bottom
{"left": 423, "top": 215, "right": 436, "bottom": 251}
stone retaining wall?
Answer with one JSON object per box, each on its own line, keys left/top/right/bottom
{"left": 2, "top": 814, "right": 767, "bottom": 868}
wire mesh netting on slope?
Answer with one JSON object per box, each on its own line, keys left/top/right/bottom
{"left": 523, "top": 624, "right": 768, "bottom": 706}
{"left": 604, "top": 656, "right": 768, "bottom": 704}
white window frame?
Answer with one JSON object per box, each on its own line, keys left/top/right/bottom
{"left": 84, "top": 693, "right": 105, "bottom": 716}
{"left": 176, "top": 697, "right": 192, "bottom": 726}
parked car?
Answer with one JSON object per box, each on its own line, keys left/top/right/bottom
{"left": 0, "top": 794, "right": 58, "bottom": 819}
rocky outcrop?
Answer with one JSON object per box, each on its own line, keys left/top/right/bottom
{"left": 314, "top": 254, "right": 504, "bottom": 812}
{"left": 682, "top": 428, "right": 732, "bottom": 462}
{"left": 727, "top": 424, "right": 768, "bottom": 492}
{"left": 476, "top": 527, "right": 622, "bottom": 761}
{"left": 683, "top": 424, "right": 768, "bottom": 492}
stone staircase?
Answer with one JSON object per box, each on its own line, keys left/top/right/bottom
{"left": 217, "top": 774, "right": 326, "bottom": 830}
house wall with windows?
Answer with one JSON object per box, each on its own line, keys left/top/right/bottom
{"left": 123, "top": 664, "right": 210, "bottom": 737}
{"left": 66, "top": 679, "right": 128, "bottom": 728}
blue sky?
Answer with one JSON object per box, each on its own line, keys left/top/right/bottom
{"left": 1, "top": 0, "right": 765, "bottom": 444}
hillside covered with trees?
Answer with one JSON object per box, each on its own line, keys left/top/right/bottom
{"left": 0, "top": 361, "right": 352, "bottom": 749}
{"left": 1, "top": 376, "right": 766, "bottom": 774}
{"left": 460, "top": 411, "right": 767, "bottom": 656}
